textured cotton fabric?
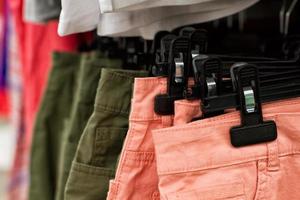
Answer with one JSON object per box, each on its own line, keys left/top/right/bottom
{"left": 58, "top": 0, "right": 99, "bottom": 36}
{"left": 106, "top": 77, "right": 201, "bottom": 200}
{"left": 152, "top": 98, "right": 300, "bottom": 200}
{"left": 59, "top": 0, "right": 258, "bottom": 37}
{"left": 29, "top": 52, "right": 81, "bottom": 200}
{"left": 97, "top": 0, "right": 258, "bottom": 39}
{"left": 64, "top": 69, "right": 148, "bottom": 200}
{"left": 98, "top": 0, "right": 250, "bottom": 13}
{"left": 55, "top": 53, "right": 122, "bottom": 200}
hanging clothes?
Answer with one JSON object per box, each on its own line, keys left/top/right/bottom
{"left": 152, "top": 98, "right": 300, "bottom": 200}
{"left": 3, "top": 1, "right": 300, "bottom": 200}
{"left": 7, "top": 0, "right": 82, "bottom": 199}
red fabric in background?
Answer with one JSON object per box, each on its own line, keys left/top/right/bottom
{"left": 22, "top": 22, "right": 80, "bottom": 149}
{"left": 0, "top": 90, "right": 10, "bottom": 117}
{"left": 0, "top": 0, "right": 10, "bottom": 119}
{"left": 7, "top": 0, "right": 87, "bottom": 199}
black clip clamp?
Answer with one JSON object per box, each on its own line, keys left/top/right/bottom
{"left": 183, "top": 29, "right": 209, "bottom": 100}
{"left": 189, "top": 56, "right": 224, "bottom": 114}
{"left": 154, "top": 37, "right": 190, "bottom": 115}
{"left": 230, "top": 64, "right": 277, "bottom": 147}
{"left": 152, "top": 34, "right": 177, "bottom": 76}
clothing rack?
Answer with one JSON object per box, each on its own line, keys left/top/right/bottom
{"left": 2, "top": 1, "right": 300, "bottom": 200}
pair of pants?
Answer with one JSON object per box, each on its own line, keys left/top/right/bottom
{"left": 107, "top": 77, "right": 202, "bottom": 200}
{"left": 152, "top": 98, "right": 300, "bottom": 200}
{"left": 29, "top": 52, "right": 81, "bottom": 200}
{"left": 8, "top": 3, "right": 82, "bottom": 196}
{"left": 64, "top": 69, "right": 149, "bottom": 200}
{"left": 55, "top": 53, "right": 122, "bottom": 200}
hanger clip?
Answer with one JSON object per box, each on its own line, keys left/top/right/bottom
{"left": 230, "top": 64, "right": 277, "bottom": 147}
{"left": 184, "top": 30, "right": 209, "bottom": 100}
{"left": 189, "top": 56, "right": 225, "bottom": 110}
{"left": 152, "top": 34, "right": 177, "bottom": 76}
{"left": 154, "top": 37, "right": 190, "bottom": 115}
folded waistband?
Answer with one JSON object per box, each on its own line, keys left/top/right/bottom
{"left": 130, "top": 77, "right": 198, "bottom": 121}
{"left": 174, "top": 99, "right": 202, "bottom": 126}
{"left": 129, "top": 77, "right": 168, "bottom": 121}
{"left": 77, "top": 54, "right": 122, "bottom": 104}
{"left": 152, "top": 98, "right": 300, "bottom": 175}
{"left": 94, "top": 68, "right": 148, "bottom": 115}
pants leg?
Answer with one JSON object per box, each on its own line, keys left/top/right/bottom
{"left": 107, "top": 77, "right": 201, "bottom": 200}
{"left": 64, "top": 69, "right": 148, "bottom": 200}
{"left": 29, "top": 52, "right": 81, "bottom": 200}
{"left": 55, "top": 53, "right": 123, "bottom": 200}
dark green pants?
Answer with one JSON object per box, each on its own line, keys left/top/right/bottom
{"left": 64, "top": 68, "right": 148, "bottom": 200}
{"left": 29, "top": 52, "right": 81, "bottom": 200}
{"left": 55, "top": 53, "right": 122, "bottom": 200}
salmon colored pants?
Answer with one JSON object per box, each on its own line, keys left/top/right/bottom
{"left": 106, "top": 77, "right": 201, "bottom": 200}
{"left": 152, "top": 98, "right": 300, "bottom": 200}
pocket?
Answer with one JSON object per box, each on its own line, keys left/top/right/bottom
{"left": 106, "top": 179, "right": 160, "bottom": 200}
{"left": 65, "top": 162, "right": 116, "bottom": 200}
{"left": 164, "top": 159, "right": 268, "bottom": 200}
{"left": 69, "top": 126, "right": 127, "bottom": 199}
{"left": 167, "top": 182, "right": 246, "bottom": 200}
{"left": 91, "top": 127, "right": 128, "bottom": 168}
{"left": 75, "top": 126, "right": 127, "bottom": 167}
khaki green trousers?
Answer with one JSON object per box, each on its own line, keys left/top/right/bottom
{"left": 29, "top": 52, "right": 81, "bottom": 200}
{"left": 55, "top": 53, "right": 122, "bottom": 200}
{"left": 64, "top": 69, "right": 148, "bottom": 200}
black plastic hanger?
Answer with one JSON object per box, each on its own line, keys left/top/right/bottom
{"left": 152, "top": 33, "right": 177, "bottom": 76}
{"left": 230, "top": 64, "right": 277, "bottom": 147}
{"left": 154, "top": 36, "right": 190, "bottom": 115}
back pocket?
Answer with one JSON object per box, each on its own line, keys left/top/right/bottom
{"left": 167, "top": 182, "right": 246, "bottom": 200}
{"left": 65, "top": 162, "right": 115, "bottom": 200}
{"left": 65, "top": 127, "right": 128, "bottom": 200}
{"left": 91, "top": 127, "right": 127, "bottom": 168}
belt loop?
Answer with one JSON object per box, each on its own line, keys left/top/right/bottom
{"left": 267, "top": 140, "right": 280, "bottom": 171}
{"left": 161, "top": 116, "right": 173, "bottom": 127}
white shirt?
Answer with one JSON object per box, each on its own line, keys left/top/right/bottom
{"left": 97, "top": 0, "right": 259, "bottom": 39}
{"left": 24, "top": 0, "right": 61, "bottom": 23}
{"left": 58, "top": 0, "right": 100, "bottom": 36}
{"left": 99, "top": 0, "right": 220, "bottom": 13}
{"left": 58, "top": 0, "right": 259, "bottom": 37}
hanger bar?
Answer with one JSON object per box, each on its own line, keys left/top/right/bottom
{"left": 202, "top": 69, "right": 300, "bottom": 115}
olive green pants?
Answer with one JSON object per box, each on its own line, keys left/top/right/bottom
{"left": 64, "top": 68, "right": 148, "bottom": 200}
{"left": 55, "top": 53, "right": 122, "bottom": 200}
{"left": 29, "top": 52, "right": 81, "bottom": 200}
